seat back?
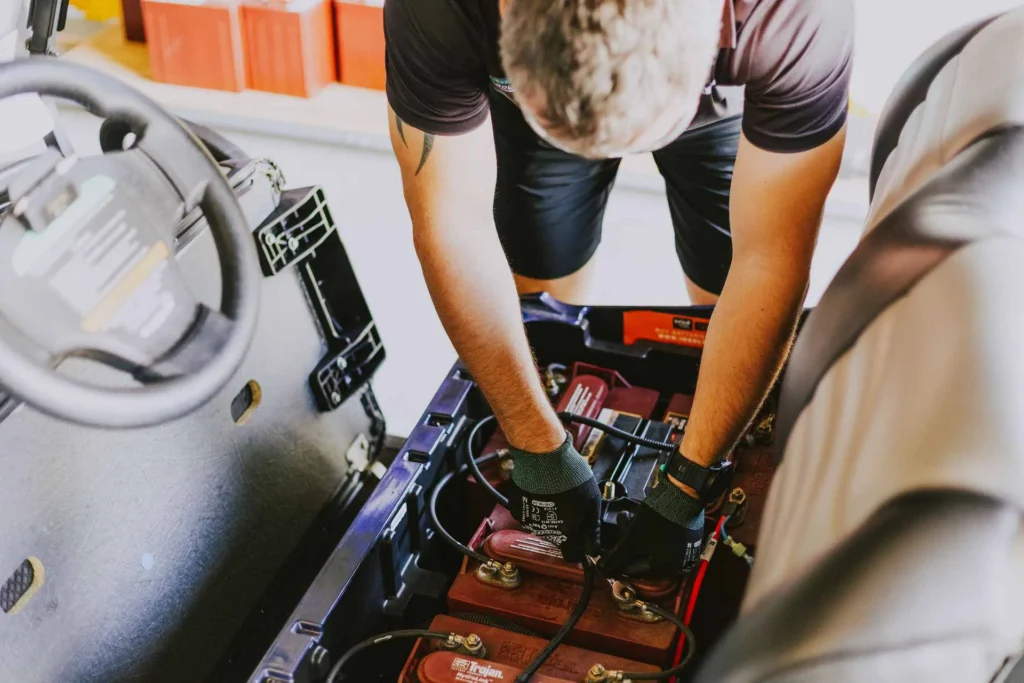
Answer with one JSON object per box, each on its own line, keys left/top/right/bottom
{"left": 866, "top": 10, "right": 1024, "bottom": 231}
{"left": 695, "top": 10, "right": 1024, "bottom": 682}
{"left": 696, "top": 494, "right": 1024, "bottom": 683}
{"left": 869, "top": 15, "right": 999, "bottom": 199}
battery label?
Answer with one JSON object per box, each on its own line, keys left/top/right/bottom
{"left": 450, "top": 657, "right": 505, "bottom": 682}
{"left": 622, "top": 311, "right": 709, "bottom": 349}
{"left": 11, "top": 173, "right": 179, "bottom": 341}
{"left": 579, "top": 408, "right": 641, "bottom": 464}
{"left": 664, "top": 411, "right": 689, "bottom": 431}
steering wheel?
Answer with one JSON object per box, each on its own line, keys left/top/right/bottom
{"left": 0, "top": 58, "right": 261, "bottom": 428}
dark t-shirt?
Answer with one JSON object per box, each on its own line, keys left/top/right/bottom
{"left": 384, "top": 0, "right": 853, "bottom": 154}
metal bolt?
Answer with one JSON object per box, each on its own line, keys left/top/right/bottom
{"left": 331, "top": 391, "right": 342, "bottom": 404}
{"left": 463, "top": 633, "right": 486, "bottom": 656}
{"left": 500, "top": 458, "right": 514, "bottom": 474}
{"left": 501, "top": 562, "right": 516, "bottom": 577}
{"left": 586, "top": 663, "right": 608, "bottom": 683}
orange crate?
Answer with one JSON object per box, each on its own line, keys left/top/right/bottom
{"left": 141, "top": 0, "right": 248, "bottom": 92}
{"left": 242, "top": 0, "right": 336, "bottom": 98}
{"left": 334, "top": 0, "right": 384, "bottom": 90}
{"left": 121, "top": 0, "right": 146, "bottom": 42}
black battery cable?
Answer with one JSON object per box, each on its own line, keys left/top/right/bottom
{"left": 619, "top": 602, "right": 697, "bottom": 680}
{"left": 464, "top": 411, "right": 679, "bottom": 511}
{"left": 463, "top": 415, "right": 509, "bottom": 507}
{"left": 513, "top": 558, "right": 596, "bottom": 683}
{"left": 428, "top": 451, "right": 502, "bottom": 565}
{"left": 556, "top": 412, "right": 679, "bottom": 452}
{"left": 324, "top": 629, "right": 453, "bottom": 683}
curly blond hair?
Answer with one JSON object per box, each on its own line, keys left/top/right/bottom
{"left": 501, "top": 0, "right": 722, "bottom": 158}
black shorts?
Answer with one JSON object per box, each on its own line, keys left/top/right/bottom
{"left": 490, "top": 90, "right": 741, "bottom": 295}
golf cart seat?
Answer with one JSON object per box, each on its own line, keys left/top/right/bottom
{"left": 697, "top": 9, "right": 1024, "bottom": 682}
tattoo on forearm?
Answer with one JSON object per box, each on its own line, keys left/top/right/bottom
{"left": 416, "top": 134, "right": 435, "bottom": 175}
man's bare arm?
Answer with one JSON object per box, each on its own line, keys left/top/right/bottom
{"left": 388, "top": 106, "right": 565, "bottom": 452}
{"left": 675, "top": 126, "right": 847, "bottom": 483}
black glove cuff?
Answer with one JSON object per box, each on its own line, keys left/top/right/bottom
{"left": 508, "top": 432, "right": 592, "bottom": 495}
{"left": 645, "top": 481, "right": 704, "bottom": 530}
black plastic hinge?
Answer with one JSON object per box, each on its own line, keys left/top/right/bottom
{"left": 283, "top": 188, "right": 385, "bottom": 411}
{"left": 253, "top": 186, "right": 336, "bottom": 276}
{"left": 309, "top": 323, "right": 385, "bottom": 411}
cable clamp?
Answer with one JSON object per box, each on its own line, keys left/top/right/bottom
{"left": 610, "top": 581, "right": 663, "bottom": 623}
{"left": 723, "top": 537, "right": 754, "bottom": 566}
{"left": 585, "top": 663, "right": 628, "bottom": 682}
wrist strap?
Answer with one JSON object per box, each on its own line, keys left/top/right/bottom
{"left": 663, "top": 451, "right": 732, "bottom": 503}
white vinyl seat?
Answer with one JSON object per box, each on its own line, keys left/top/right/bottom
{"left": 696, "top": 9, "right": 1024, "bottom": 682}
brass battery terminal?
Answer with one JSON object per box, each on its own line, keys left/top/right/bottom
{"left": 723, "top": 487, "right": 748, "bottom": 528}
{"left": 498, "top": 449, "right": 514, "bottom": 477}
{"left": 542, "top": 364, "right": 569, "bottom": 399}
{"left": 439, "top": 632, "right": 487, "bottom": 658}
{"left": 585, "top": 663, "right": 629, "bottom": 682}
{"left": 475, "top": 560, "right": 522, "bottom": 589}
{"left": 609, "top": 581, "right": 663, "bottom": 623}
{"left": 752, "top": 412, "right": 775, "bottom": 445}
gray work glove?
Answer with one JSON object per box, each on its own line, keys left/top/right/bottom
{"left": 600, "top": 479, "right": 704, "bottom": 577}
{"left": 505, "top": 433, "right": 602, "bottom": 563}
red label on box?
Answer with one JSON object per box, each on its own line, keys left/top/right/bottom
{"left": 622, "top": 311, "right": 709, "bottom": 349}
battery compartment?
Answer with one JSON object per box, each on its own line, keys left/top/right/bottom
{"left": 247, "top": 295, "right": 786, "bottom": 683}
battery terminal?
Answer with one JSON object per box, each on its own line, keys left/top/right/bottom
{"left": 752, "top": 412, "right": 775, "bottom": 444}
{"left": 475, "top": 560, "right": 522, "bottom": 590}
{"left": 723, "top": 487, "right": 748, "bottom": 528}
{"left": 585, "top": 663, "right": 629, "bottom": 682}
{"left": 609, "top": 581, "right": 663, "bottom": 623}
{"left": 440, "top": 632, "right": 487, "bottom": 658}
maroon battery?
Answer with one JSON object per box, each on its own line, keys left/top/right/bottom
{"left": 397, "top": 615, "right": 659, "bottom": 682}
